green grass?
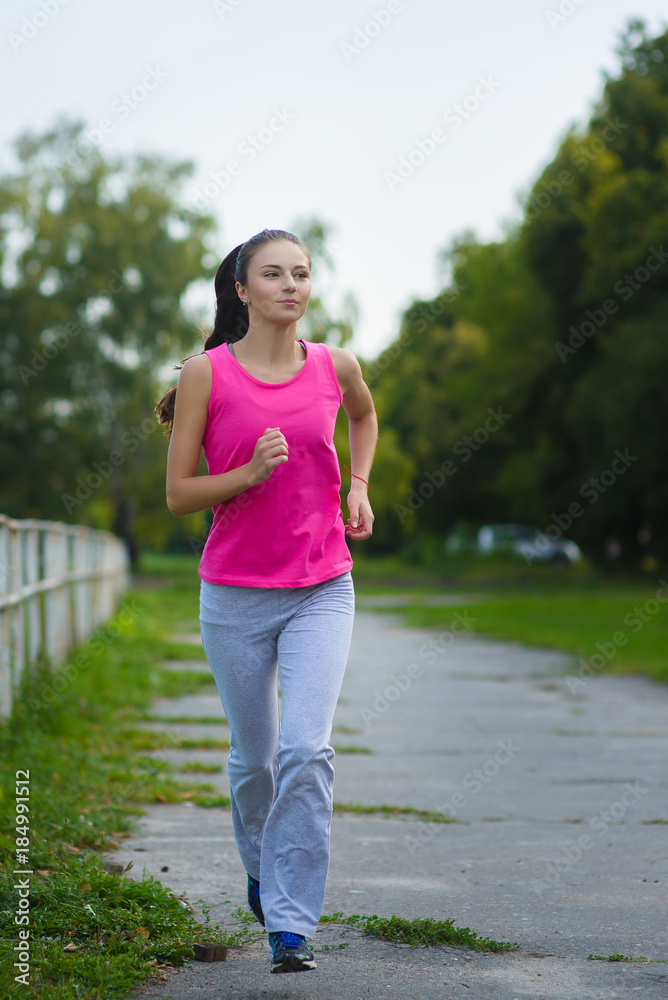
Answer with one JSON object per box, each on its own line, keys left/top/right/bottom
{"left": 0, "top": 854, "right": 247, "bottom": 999}
{"left": 140, "top": 714, "right": 227, "bottom": 725}
{"left": 174, "top": 762, "right": 223, "bottom": 774}
{"left": 588, "top": 953, "right": 650, "bottom": 962}
{"left": 162, "top": 644, "right": 207, "bottom": 661}
{"left": 320, "top": 912, "right": 516, "bottom": 951}
{"left": 332, "top": 803, "right": 456, "bottom": 823}
{"left": 0, "top": 565, "right": 235, "bottom": 999}
{"left": 122, "top": 728, "right": 230, "bottom": 751}
{"left": 186, "top": 793, "right": 231, "bottom": 808}
{"left": 154, "top": 670, "right": 215, "bottom": 697}
{"left": 349, "top": 548, "right": 652, "bottom": 593}
{"left": 399, "top": 593, "right": 668, "bottom": 683}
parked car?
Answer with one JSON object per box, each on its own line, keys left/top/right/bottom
{"left": 476, "top": 523, "right": 582, "bottom": 566}
{"left": 444, "top": 521, "right": 480, "bottom": 553}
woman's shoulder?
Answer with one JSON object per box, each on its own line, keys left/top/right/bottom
{"left": 320, "top": 344, "right": 361, "bottom": 394}
{"left": 178, "top": 351, "right": 213, "bottom": 390}
{"left": 181, "top": 351, "right": 213, "bottom": 372}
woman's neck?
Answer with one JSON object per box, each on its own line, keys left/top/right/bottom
{"left": 232, "top": 329, "right": 305, "bottom": 368}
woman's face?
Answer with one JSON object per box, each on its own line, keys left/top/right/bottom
{"left": 237, "top": 241, "right": 311, "bottom": 323}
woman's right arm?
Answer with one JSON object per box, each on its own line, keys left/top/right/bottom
{"left": 165, "top": 353, "right": 289, "bottom": 517}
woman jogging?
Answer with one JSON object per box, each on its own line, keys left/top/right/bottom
{"left": 155, "top": 228, "right": 377, "bottom": 974}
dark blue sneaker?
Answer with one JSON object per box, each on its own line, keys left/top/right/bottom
{"left": 247, "top": 874, "right": 265, "bottom": 926}
{"left": 269, "top": 931, "right": 316, "bottom": 973}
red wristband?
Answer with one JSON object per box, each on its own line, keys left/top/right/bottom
{"left": 343, "top": 464, "right": 369, "bottom": 489}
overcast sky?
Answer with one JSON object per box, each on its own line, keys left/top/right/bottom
{"left": 1, "top": 0, "right": 666, "bottom": 361}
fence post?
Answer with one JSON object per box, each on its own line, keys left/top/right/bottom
{"left": 0, "top": 519, "right": 11, "bottom": 714}
{"left": 0, "top": 515, "right": 130, "bottom": 720}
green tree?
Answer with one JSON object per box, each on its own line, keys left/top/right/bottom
{"left": 516, "top": 18, "right": 668, "bottom": 567}
{"left": 0, "top": 120, "right": 216, "bottom": 565}
{"left": 367, "top": 234, "right": 553, "bottom": 541}
{"left": 367, "top": 18, "right": 668, "bottom": 570}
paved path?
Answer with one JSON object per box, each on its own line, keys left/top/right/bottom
{"left": 117, "top": 596, "right": 668, "bottom": 999}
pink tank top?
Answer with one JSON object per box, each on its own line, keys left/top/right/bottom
{"left": 198, "top": 338, "right": 354, "bottom": 587}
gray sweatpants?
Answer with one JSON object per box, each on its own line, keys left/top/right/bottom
{"left": 198, "top": 570, "right": 355, "bottom": 938}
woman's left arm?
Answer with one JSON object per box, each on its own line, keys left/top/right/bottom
{"left": 329, "top": 347, "right": 378, "bottom": 541}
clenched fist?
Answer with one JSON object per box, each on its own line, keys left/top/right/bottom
{"left": 247, "top": 427, "right": 289, "bottom": 484}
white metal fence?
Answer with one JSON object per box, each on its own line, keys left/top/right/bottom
{"left": 0, "top": 515, "right": 131, "bottom": 719}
